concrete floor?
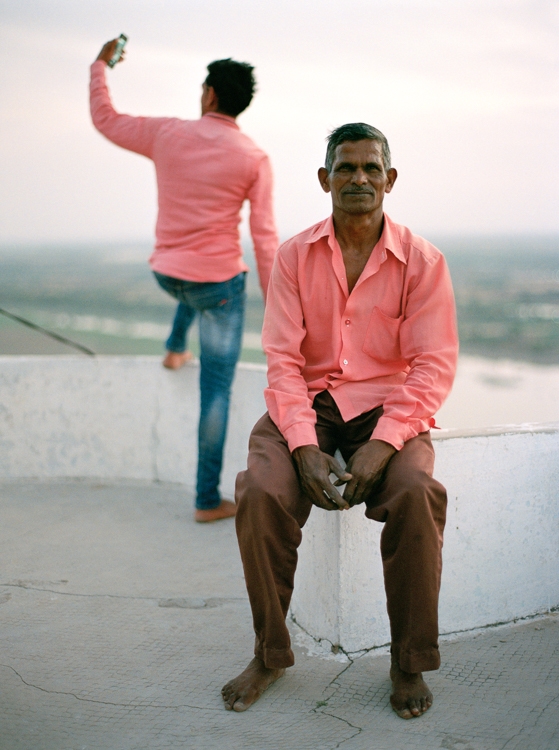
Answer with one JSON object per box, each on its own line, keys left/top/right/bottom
{"left": 0, "top": 479, "right": 557, "bottom": 750}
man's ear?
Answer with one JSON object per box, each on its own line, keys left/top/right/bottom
{"left": 205, "top": 85, "right": 220, "bottom": 112}
{"left": 384, "top": 168, "right": 398, "bottom": 194}
{"left": 318, "top": 167, "right": 331, "bottom": 194}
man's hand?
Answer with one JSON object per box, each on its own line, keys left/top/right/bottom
{"left": 96, "top": 39, "right": 125, "bottom": 65}
{"left": 342, "top": 439, "right": 397, "bottom": 507}
{"left": 292, "top": 445, "right": 352, "bottom": 511}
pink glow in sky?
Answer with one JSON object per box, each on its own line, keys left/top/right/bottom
{"left": 1, "top": 0, "right": 557, "bottom": 243}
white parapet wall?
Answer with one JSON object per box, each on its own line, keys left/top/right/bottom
{"left": 1, "top": 356, "right": 558, "bottom": 649}
{"left": 0, "top": 356, "right": 267, "bottom": 492}
{"left": 291, "top": 424, "right": 559, "bottom": 652}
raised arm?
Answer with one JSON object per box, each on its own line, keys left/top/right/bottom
{"left": 89, "top": 39, "right": 165, "bottom": 159}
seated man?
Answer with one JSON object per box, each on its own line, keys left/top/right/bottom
{"left": 222, "top": 123, "right": 459, "bottom": 718}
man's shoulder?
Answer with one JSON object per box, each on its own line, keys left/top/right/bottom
{"left": 278, "top": 219, "right": 330, "bottom": 257}
{"left": 386, "top": 216, "right": 444, "bottom": 266}
{"left": 232, "top": 129, "right": 271, "bottom": 161}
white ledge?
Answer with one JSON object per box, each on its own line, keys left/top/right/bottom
{"left": 432, "top": 421, "right": 559, "bottom": 439}
{"left": 0, "top": 355, "right": 557, "bottom": 650}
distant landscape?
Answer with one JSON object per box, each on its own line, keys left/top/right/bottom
{"left": 1, "top": 235, "right": 558, "bottom": 364}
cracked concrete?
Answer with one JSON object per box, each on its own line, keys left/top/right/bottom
{"left": 0, "top": 478, "right": 558, "bottom": 750}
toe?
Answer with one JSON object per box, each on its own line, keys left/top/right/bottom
{"left": 396, "top": 707, "right": 414, "bottom": 719}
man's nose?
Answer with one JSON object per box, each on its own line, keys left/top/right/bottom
{"left": 351, "top": 169, "right": 368, "bottom": 184}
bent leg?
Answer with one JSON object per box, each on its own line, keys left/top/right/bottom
{"left": 235, "top": 414, "right": 314, "bottom": 670}
{"left": 166, "top": 302, "right": 195, "bottom": 353}
{"left": 365, "top": 432, "right": 447, "bottom": 675}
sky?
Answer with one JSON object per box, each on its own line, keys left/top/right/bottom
{"left": 0, "top": 0, "right": 558, "bottom": 244}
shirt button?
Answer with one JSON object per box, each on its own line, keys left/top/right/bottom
{"left": 345, "top": 319, "right": 350, "bottom": 325}
{"left": 343, "top": 359, "right": 348, "bottom": 365}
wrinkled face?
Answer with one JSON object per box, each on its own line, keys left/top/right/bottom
{"left": 319, "top": 139, "right": 396, "bottom": 216}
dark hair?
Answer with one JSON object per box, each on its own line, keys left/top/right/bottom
{"left": 325, "top": 123, "right": 391, "bottom": 172}
{"left": 205, "top": 58, "right": 256, "bottom": 117}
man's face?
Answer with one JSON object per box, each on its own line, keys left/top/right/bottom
{"left": 318, "top": 139, "right": 397, "bottom": 216}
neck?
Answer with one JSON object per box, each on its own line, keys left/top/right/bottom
{"left": 332, "top": 208, "right": 385, "bottom": 253}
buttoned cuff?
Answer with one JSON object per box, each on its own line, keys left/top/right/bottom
{"left": 372, "top": 415, "right": 436, "bottom": 450}
{"left": 372, "top": 416, "right": 414, "bottom": 451}
{"left": 283, "top": 422, "right": 319, "bottom": 453}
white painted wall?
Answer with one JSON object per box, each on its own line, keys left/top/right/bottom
{"left": 1, "top": 356, "right": 557, "bottom": 648}
{"left": 291, "top": 426, "right": 559, "bottom": 651}
{"left": 0, "top": 356, "right": 267, "bottom": 492}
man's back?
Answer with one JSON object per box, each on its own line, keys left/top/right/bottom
{"left": 90, "top": 59, "right": 277, "bottom": 287}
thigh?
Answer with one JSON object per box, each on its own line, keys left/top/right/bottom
{"left": 198, "top": 274, "right": 246, "bottom": 362}
{"left": 153, "top": 271, "right": 186, "bottom": 301}
{"left": 237, "top": 413, "right": 313, "bottom": 529}
{"left": 365, "top": 431, "right": 442, "bottom": 521}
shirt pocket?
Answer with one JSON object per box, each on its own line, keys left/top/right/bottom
{"left": 362, "top": 307, "right": 403, "bottom": 363}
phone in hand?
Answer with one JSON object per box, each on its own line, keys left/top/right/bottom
{"left": 108, "top": 34, "right": 128, "bottom": 68}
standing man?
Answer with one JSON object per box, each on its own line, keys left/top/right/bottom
{"left": 90, "top": 39, "right": 278, "bottom": 523}
{"left": 222, "top": 123, "right": 458, "bottom": 716}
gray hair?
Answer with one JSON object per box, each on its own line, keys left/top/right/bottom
{"left": 325, "top": 123, "right": 391, "bottom": 172}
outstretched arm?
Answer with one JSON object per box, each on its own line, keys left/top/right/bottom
{"left": 89, "top": 39, "right": 164, "bottom": 159}
{"left": 95, "top": 38, "right": 126, "bottom": 66}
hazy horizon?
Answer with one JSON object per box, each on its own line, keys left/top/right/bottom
{"left": 1, "top": 0, "right": 557, "bottom": 244}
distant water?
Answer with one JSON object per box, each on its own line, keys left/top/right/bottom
{"left": 1, "top": 237, "right": 558, "bottom": 428}
{"left": 436, "top": 355, "right": 559, "bottom": 429}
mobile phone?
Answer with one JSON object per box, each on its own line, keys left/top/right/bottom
{"left": 108, "top": 34, "right": 128, "bottom": 68}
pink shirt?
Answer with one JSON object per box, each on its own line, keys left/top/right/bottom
{"left": 262, "top": 214, "right": 459, "bottom": 452}
{"left": 90, "top": 60, "right": 278, "bottom": 293}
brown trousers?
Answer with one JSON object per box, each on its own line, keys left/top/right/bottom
{"left": 235, "top": 391, "right": 447, "bottom": 674}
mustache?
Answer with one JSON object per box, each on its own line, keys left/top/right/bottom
{"left": 342, "top": 187, "right": 374, "bottom": 194}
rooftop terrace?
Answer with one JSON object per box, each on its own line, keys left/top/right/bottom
{"left": 1, "top": 478, "right": 557, "bottom": 750}
{"left": 0, "top": 356, "right": 558, "bottom": 749}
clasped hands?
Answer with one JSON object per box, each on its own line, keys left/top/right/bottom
{"left": 292, "top": 440, "right": 396, "bottom": 511}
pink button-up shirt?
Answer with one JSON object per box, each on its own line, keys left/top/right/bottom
{"left": 90, "top": 60, "right": 278, "bottom": 293}
{"left": 262, "top": 214, "right": 459, "bottom": 452}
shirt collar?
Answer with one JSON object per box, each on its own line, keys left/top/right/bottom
{"left": 203, "top": 112, "right": 239, "bottom": 129}
{"left": 306, "top": 213, "right": 407, "bottom": 265}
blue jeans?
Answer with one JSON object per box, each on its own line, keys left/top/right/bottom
{"left": 154, "top": 271, "right": 246, "bottom": 510}
{"left": 165, "top": 302, "right": 196, "bottom": 354}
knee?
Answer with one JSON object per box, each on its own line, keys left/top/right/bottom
{"left": 235, "top": 455, "right": 304, "bottom": 531}
{"left": 386, "top": 468, "right": 447, "bottom": 521}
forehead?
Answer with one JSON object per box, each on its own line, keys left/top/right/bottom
{"left": 333, "top": 139, "right": 383, "bottom": 165}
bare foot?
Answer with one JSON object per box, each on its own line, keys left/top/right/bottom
{"left": 390, "top": 656, "right": 433, "bottom": 719}
{"left": 222, "top": 657, "right": 285, "bottom": 712}
{"left": 194, "top": 499, "right": 236, "bottom": 523}
{"left": 162, "top": 350, "right": 192, "bottom": 370}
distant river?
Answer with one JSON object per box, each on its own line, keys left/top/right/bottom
{"left": 435, "top": 355, "right": 559, "bottom": 429}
